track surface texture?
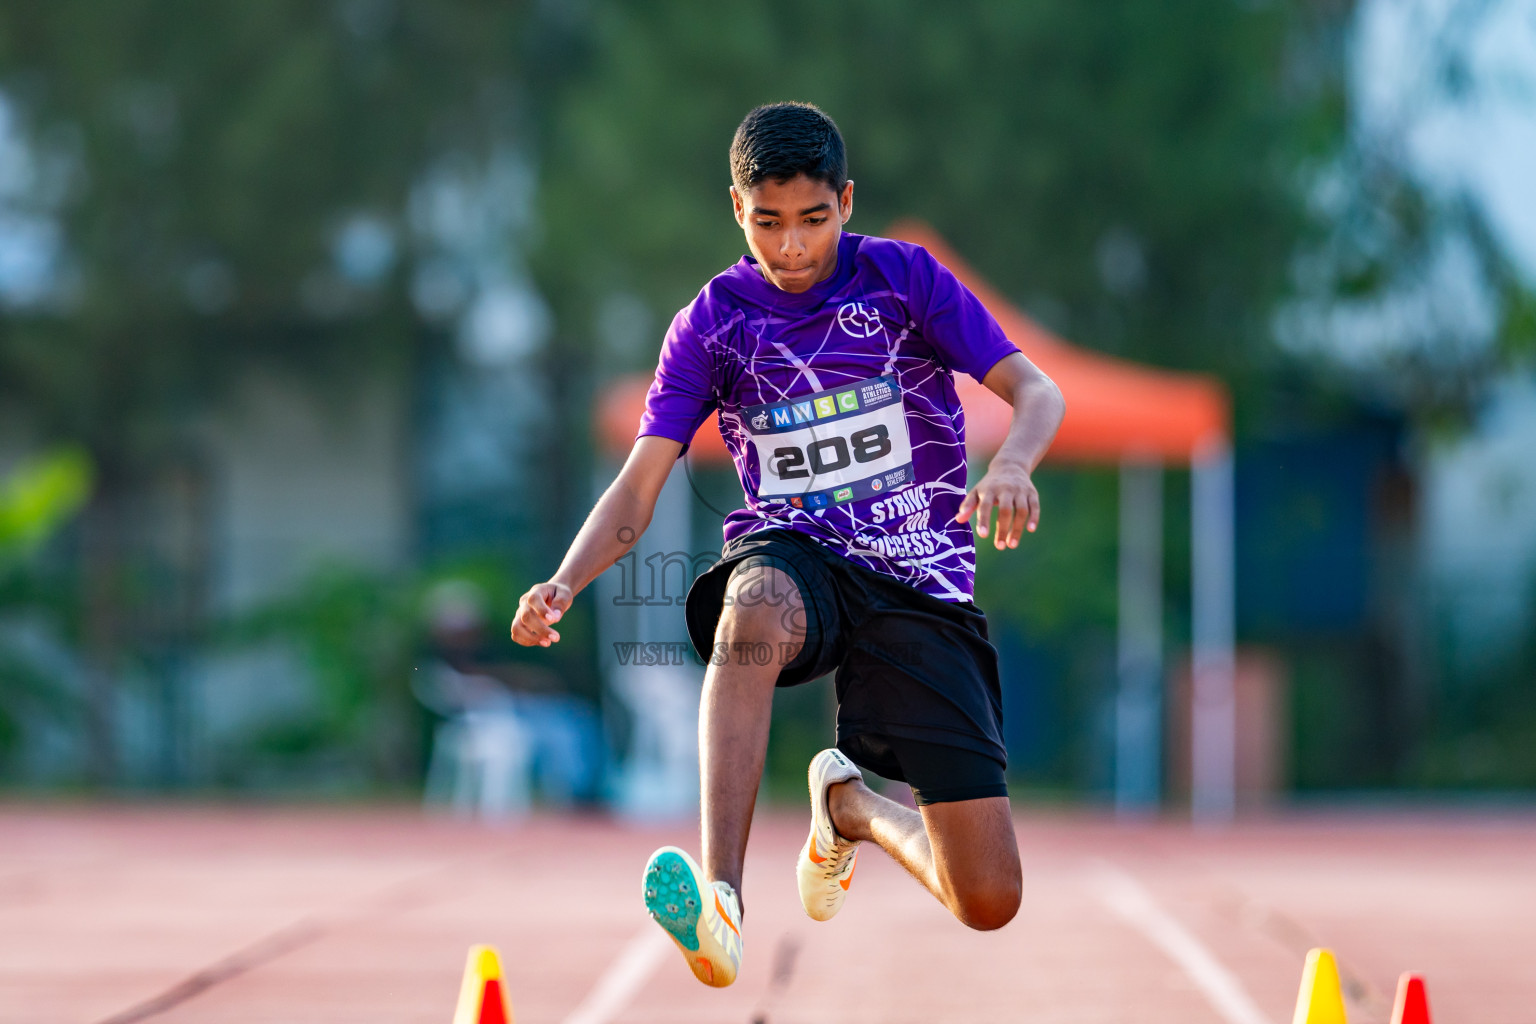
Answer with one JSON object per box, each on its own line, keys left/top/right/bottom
{"left": 1, "top": 804, "right": 1532, "bottom": 1023}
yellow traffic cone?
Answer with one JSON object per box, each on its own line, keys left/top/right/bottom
{"left": 453, "top": 944, "right": 515, "bottom": 1024}
{"left": 1292, "top": 948, "right": 1347, "bottom": 1024}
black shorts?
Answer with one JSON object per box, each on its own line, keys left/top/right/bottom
{"left": 684, "top": 529, "right": 1008, "bottom": 806}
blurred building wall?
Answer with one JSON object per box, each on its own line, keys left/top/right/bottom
{"left": 205, "top": 373, "right": 410, "bottom": 611}
{"left": 1420, "top": 373, "right": 1536, "bottom": 671}
{"left": 187, "top": 373, "right": 408, "bottom": 784}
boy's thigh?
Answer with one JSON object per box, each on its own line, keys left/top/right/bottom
{"left": 720, "top": 557, "right": 806, "bottom": 639}
{"left": 919, "top": 795, "right": 1021, "bottom": 892}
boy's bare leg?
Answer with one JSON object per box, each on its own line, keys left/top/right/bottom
{"left": 699, "top": 564, "right": 805, "bottom": 907}
{"left": 828, "top": 780, "right": 1021, "bottom": 931}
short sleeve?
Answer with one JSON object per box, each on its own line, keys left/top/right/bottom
{"left": 636, "top": 307, "right": 717, "bottom": 457}
{"left": 907, "top": 244, "right": 1019, "bottom": 382}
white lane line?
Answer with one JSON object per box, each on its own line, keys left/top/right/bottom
{"left": 1087, "top": 861, "right": 1273, "bottom": 1024}
{"left": 561, "top": 926, "right": 672, "bottom": 1024}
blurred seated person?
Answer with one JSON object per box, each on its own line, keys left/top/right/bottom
{"left": 418, "top": 578, "right": 602, "bottom": 811}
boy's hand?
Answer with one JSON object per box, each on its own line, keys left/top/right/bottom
{"left": 512, "top": 581, "right": 573, "bottom": 647}
{"left": 955, "top": 459, "right": 1040, "bottom": 550}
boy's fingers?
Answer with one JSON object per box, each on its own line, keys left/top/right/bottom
{"left": 545, "top": 584, "right": 571, "bottom": 617}
{"left": 515, "top": 623, "right": 557, "bottom": 646}
{"left": 515, "top": 594, "right": 558, "bottom": 638}
{"left": 995, "top": 500, "right": 1015, "bottom": 550}
{"left": 511, "top": 582, "right": 574, "bottom": 647}
{"left": 1026, "top": 490, "right": 1041, "bottom": 534}
{"left": 1007, "top": 495, "right": 1029, "bottom": 547}
{"left": 1001, "top": 497, "right": 1026, "bottom": 549}
{"left": 527, "top": 586, "right": 566, "bottom": 624}
{"left": 511, "top": 617, "right": 543, "bottom": 645}
{"left": 973, "top": 489, "right": 993, "bottom": 537}
{"left": 955, "top": 489, "right": 978, "bottom": 524}
{"left": 521, "top": 616, "right": 560, "bottom": 645}
{"left": 513, "top": 608, "right": 548, "bottom": 642}
{"left": 1006, "top": 489, "right": 1030, "bottom": 546}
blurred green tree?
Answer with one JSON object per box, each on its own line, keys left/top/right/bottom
{"left": 0, "top": 0, "right": 527, "bottom": 781}
{"left": 529, "top": 0, "right": 1343, "bottom": 377}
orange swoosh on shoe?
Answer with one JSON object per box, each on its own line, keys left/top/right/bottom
{"left": 839, "top": 856, "right": 858, "bottom": 891}
{"left": 807, "top": 842, "right": 827, "bottom": 865}
{"left": 715, "top": 893, "right": 741, "bottom": 937}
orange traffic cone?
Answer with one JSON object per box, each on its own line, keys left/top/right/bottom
{"left": 453, "top": 944, "right": 515, "bottom": 1024}
{"left": 1292, "top": 948, "right": 1348, "bottom": 1024}
{"left": 1390, "top": 973, "right": 1431, "bottom": 1024}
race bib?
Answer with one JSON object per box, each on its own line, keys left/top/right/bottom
{"left": 743, "top": 374, "right": 915, "bottom": 508}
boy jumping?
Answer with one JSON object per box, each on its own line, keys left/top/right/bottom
{"left": 512, "top": 102, "right": 1064, "bottom": 987}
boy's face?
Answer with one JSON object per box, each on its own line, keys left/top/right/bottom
{"left": 731, "top": 174, "right": 854, "bottom": 294}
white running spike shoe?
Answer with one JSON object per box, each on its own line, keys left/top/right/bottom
{"left": 642, "top": 846, "right": 743, "bottom": 988}
{"left": 797, "top": 748, "right": 864, "bottom": 921}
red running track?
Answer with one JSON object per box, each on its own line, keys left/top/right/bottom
{"left": 1, "top": 804, "right": 1532, "bottom": 1023}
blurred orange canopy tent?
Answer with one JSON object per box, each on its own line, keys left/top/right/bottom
{"left": 593, "top": 221, "right": 1229, "bottom": 465}
{"left": 592, "top": 223, "right": 1238, "bottom": 823}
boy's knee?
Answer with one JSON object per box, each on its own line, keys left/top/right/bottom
{"left": 719, "top": 564, "right": 802, "bottom": 645}
{"left": 952, "top": 880, "right": 1021, "bottom": 932}
{"left": 947, "top": 854, "right": 1022, "bottom": 931}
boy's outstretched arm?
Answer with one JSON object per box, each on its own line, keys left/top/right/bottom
{"left": 955, "top": 351, "right": 1066, "bottom": 550}
{"left": 511, "top": 435, "right": 684, "bottom": 647}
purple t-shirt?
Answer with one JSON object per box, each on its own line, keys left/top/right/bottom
{"left": 637, "top": 232, "right": 1018, "bottom": 602}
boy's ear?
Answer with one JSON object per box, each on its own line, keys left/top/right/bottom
{"left": 839, "top": 180, "right": 855, "bottom": 223}
{"left": 730, "top": 185, "right": 746, "bottom": 227}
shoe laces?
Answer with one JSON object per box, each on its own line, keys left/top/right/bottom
{"left": 821, "top": 835, "right": 857, "bottom": 874}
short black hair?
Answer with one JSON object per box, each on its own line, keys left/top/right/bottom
{"left": 729, "top": 102, "right": 847, "bottom": 196}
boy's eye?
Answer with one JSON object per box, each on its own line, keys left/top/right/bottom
{"left": 755, "top": 220, "right": 777, "bottom": 229}
{"left": 807, "top": 217, "right": 826, "bottom": 225}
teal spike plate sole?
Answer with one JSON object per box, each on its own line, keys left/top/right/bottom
{"left": 643, "top": 850, "right": 702, "bottom": 952}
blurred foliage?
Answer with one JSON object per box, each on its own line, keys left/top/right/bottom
{"left": 1409, "top": 574, "right": 1536, "bottom": 790}
{"left": 0, "top": 0, "right": 529, "bottom": 779}
{"left": 528, "top": 0, "right": 1344, "bottom": 409}
{"left": 220, "top": 564, "right": 425, "bottom": 784}
{"left": 0, "top": 449, "right": 90, "bottom": 768}
{"left": 0, "top": 447, "right": 92, "bottom": 563}
{"left": 213, "top": 552, "right": 600, "bottom": 789}
{"left": 1271, "top": 0, "right": 1536, "bottom": 426}
{"left": 973, "top": 469, "right": 1121, "bottom": 635}
{"left": 0, "top": 0, "right": 528, "bottom": 447}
